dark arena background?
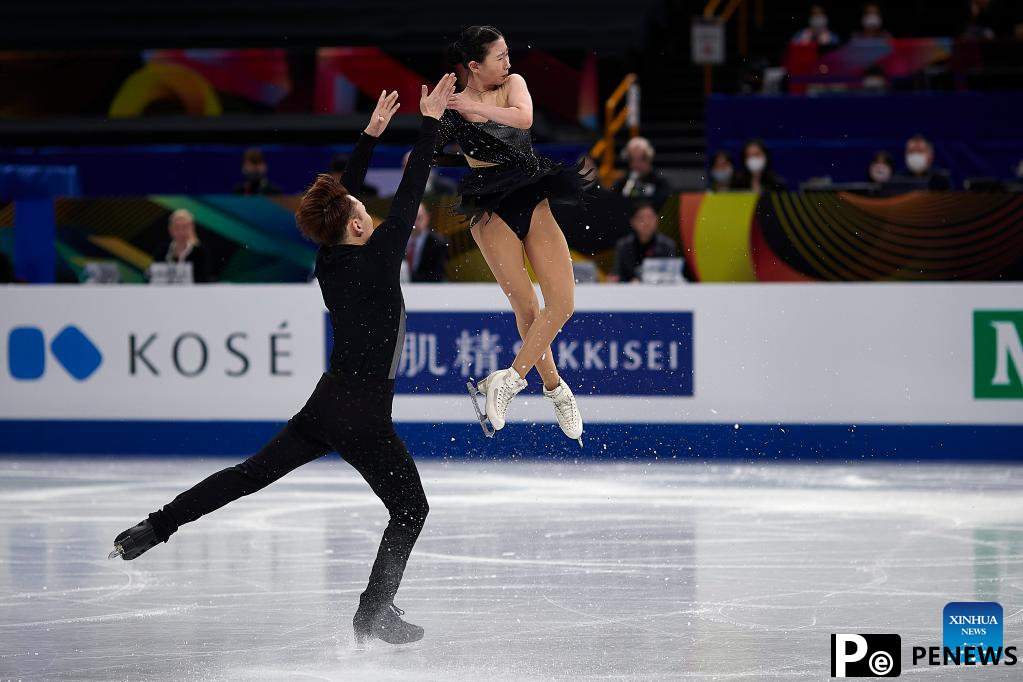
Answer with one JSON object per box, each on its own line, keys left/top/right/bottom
{"left": 1, "top": 1, "right": 1022, "bottom": 679}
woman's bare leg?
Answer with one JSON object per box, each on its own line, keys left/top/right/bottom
{"left": 471, "top": 214, "right": 561, "bottom": 390}
{"left": 514, "top": 199, "right": 575, "bottom": 381}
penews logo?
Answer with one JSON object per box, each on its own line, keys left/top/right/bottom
{"left": 974, "top": 310, "right": 1023, "bottom": 399}
{"left": 8, "top": 326, "right": 103, "bottom": 381}
{"left": 831, "top": 634, "right": 901, "bottom": 677}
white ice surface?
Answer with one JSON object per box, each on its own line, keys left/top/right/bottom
{"left": 1, "top": 459, "right": 1022, "bottom": 680}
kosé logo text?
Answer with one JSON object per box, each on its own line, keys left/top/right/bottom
{"left": 129, "top": 322, "right": 294, "bottom": 378}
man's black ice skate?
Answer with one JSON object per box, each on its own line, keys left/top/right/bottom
{"left": 353, "top": 603, "right": 424, "bottom": 647}
{"left": 108, "top": 519, "right": 160, "bottom": 560}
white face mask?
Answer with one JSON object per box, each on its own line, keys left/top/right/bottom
{"left": 870, "top": 163, "right": 892, "bottom": 183}
{"left": 809, "top": 15, "right": 828, "bottom": 30}
{"left": 745, "top": 156, "right": 766, "bottom": 174}
{"left": 711, "top": 168, "right": 733, "bottom": 185}
{"left": 906, "top": 152, "right": 930, "bottom": 174}
{"left": 862, "top": 13, "right": 882, "bottom": 30}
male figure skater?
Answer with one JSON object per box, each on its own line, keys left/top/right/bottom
{"left": 109, "top": 74, "right": 458, "bottom": 648}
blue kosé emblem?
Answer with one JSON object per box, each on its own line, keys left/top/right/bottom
{"left": 8, "top": 327, "right": 46, "bottom": 380}
{"left": 7, "top": 325, "right": 102, "bottom": 382}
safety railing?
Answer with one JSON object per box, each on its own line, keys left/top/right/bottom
{"left": 589, "top": 73, "right": 639, "bottom": 188}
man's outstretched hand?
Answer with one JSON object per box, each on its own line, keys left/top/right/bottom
{"left": 421, "top": 73, "right": 457, "bottom": 120}
{"left": 364, "top": 90, "right": 400, "bottom": 137}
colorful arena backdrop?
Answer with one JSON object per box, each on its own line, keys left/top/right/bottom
{"left": 679, "top": 191, "right": 1023, "bottom": 282}
{"left": 0, "top": 48, "right": 597, "bottom": 127}
{"left": 43, "top": 191, "right": 639, "bottom": 284}
{"left": 10, "top": 191, "right": 1023, "bottom": 284}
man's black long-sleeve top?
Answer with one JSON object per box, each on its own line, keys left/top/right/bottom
{"left": 314, "top": 116, "right": 439, "bottom": 382}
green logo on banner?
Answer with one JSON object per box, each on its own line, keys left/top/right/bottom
{"left": 974, "top": 311, "right": 1023, "bottom": 399}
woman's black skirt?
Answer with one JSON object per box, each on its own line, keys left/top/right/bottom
{"left": 455, "top": 156, "right": 594, "bottom": 240}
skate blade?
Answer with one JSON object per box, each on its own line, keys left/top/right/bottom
{"left": 466, "top": 380, "right": 496, "bottom": 438}
{"left": 108, "top": 544, "right": 124, "bottom": 560}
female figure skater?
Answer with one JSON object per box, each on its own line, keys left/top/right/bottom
{"left": 440, "top": 25, "right": 592, "bottom": 442}
{"left": 109, "top": 74, "right": 459, "bottom": 648}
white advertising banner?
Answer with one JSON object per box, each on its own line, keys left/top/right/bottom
{"left": 1, "top": 284, "right": 326, "bottom": 420}
{"left": 1, "top": 283, "right": 1020, "bottom": 425}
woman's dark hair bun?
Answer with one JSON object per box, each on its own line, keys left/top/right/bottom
{"left": 445, "top": 41, "right": 466, "bottom": 67}
{"left": 445, "top": 25, "right": 503, "bottom": 67}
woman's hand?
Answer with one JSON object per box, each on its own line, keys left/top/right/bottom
{"left": 446, "top": 91, "right": 478, "bottom": 116}
{"left": 364, "top": 90, "right": 400, "bottom": 137}
{"left": 420, "top": 73, "right": 457, "bottom": 120}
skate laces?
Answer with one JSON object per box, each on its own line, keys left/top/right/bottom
{"left": 495, "top": 372, "right": 524, "bottom": 412}
{"left": 554, "top": 398, "right": 579, "bottom": 429}
{"left": 389, "top": 604, "right": 405, "bottom": 617}
{"left": 547, "top": 384, "right": 579, "bottom": 426}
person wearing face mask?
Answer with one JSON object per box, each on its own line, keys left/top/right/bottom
{"left": 707, "top": 151, "right": 735, "bottom": 192}
{"left": 733, "top": 140, "right": 787, "bottom": 193}
{"left": 791, "top": 4, "right": 840, "bottom": 46}
{"left": 854, "top": 3, "right": 892, "bottom": 39}
{"left": 963, "top": 0, "right": 1023, "bottom": 40}
{"left": 867, "top": 151, "right": 895, "bottom": 186}
{"left": 895, "top": 135, "right": 951, "bottom": 191}
{"left": 233, "top": 147, "right": 283, "bottom": 196}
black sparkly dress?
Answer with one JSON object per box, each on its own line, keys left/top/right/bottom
{"left": 434, "top": 109, "right": 593, "bottom": 240}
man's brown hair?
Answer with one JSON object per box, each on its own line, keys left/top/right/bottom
{"left": 295, "top": 174, "right": 353, "bottom": 245}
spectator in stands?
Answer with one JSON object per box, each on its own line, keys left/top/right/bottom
{"left": 608, "top": 201, "right": 677, "bottom": 283}
{"left": 791, "top": 4, "right": 840, "bottom": 46}
{"left": 612, "top": 137, "right": 672, "bottom": 208}
{"left": 897, "top": 135, "right": 951, "bottom": 190}
{"left": 867, "top": 150, "right": 895, "bottom": 185}
{"left": 405, "top": 203, "right": 449, "bottom": 282}
{"left": 854, "top": 3, "right": 892, "bottom": 40}
{"left": 160, "top": 208, "right": 212, "bottom": 283}
{"left": 708, "top": 151, "right": 736, "bottom": 192}
{"left": 233, "top": 147, "right": 282, "bottom": 195}
{"left": 964, "top": 0, "right": 1023, "bottom": 40}
{"left": 733, "top": 140, "right": 787, "bottom": 193}
{"left": 330, "top": 153, "right": 379, "bottom": 196}
{"left": 0, "top": 252, "right": 14, "bottom": 283}
{"left": 963, "top": 0, "right": 996, "bottom": 40}
{"left": 402, "top": 150, "right": 457, "bottom": 196}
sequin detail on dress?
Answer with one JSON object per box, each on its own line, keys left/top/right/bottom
{"left": 433, "top": 110, "right": 594, "bottom": 230}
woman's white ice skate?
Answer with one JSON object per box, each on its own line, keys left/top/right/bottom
{"left": 544, "top": 379, "right": 583, "bottom": 447}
